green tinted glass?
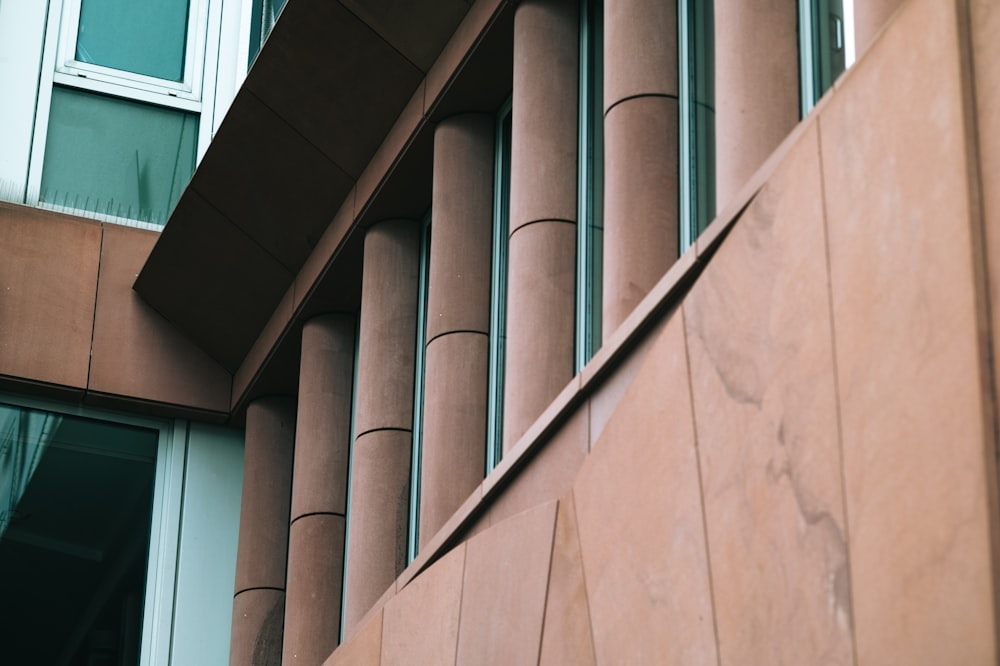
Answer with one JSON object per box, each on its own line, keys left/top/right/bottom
{"left": 76, "top": 0, "right": 190, "bottom": 81}
{"left": 39, "top": 87, "right": 197, "bottom": 225}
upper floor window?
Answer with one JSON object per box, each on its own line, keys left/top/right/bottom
{"left": 0, "top": 0, "right": 259, "bottom": 228}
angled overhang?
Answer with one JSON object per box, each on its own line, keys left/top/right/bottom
{"left": 134, "top": 0, "right": 474, "bottom": 370}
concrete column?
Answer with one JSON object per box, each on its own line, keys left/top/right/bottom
{"left": 503, "top": 0, "right": 579, "bottom": 453}
{"left": 230, "top": 397, "right": 296, "bottom": 666}
{"left": 419, "top": 114, "right": 494, "bottom": 545}
{"left": 854, "top": 0, "right": 905, "bottom": 55}
{"left": 603, "top": 0, "right": 680, "bottom": 338}
{"left": 282, "top": 314, "right": 355, "bottom": 665}
{"left": 343, "top": 219, "right": 420, "bottom": 634}
{"left": 714, "top": 0, "right": 799, "bottom": 210}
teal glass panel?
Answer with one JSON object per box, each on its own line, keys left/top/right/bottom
{"left": 679, "top": 0, "right": 715, "bottom": 249}
{"left": 76, "top": 0, "right": 190, "bottom": 81}
{"left": 39, "top": 87, "right": 197, "bottom": 225}
{"left": 409, "top": 215, "right": 431, "bottom": 562}
{"left": 486, "top": 100, "right": 512, "bottom": 472}
{"left": 576, "top": 0, "right": 604, "bottom": 372}
{"left": 0, "top": 403, "right": 157, "bottom": 665}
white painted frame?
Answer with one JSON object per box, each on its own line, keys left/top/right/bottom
{"left": 54, "top": 0, "right": 210, "bottom": 102}
{"left": 23, "top": 0, "right": 254, "bottom": 224}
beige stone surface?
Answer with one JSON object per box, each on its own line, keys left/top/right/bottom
{"left": 0, "top": 205, "right": 100, "bottom": 390}
{"left": 354, "top": 219, "right": 420, "bottom": 435}
{"left": 381, "top": 543, "right": 466, "bottom": 665}
{"left": 854, "top": 0, "right": 906, "bottom": 56}
{"left": 603, "top": 0, "right": 677, "bottom": 108}
{"left": 456, "top": 501, "right": 557, "bottom": 664}
{"left": 714, "top": 0, "right": 799, "bottom": 210}
{"left": 234, "top": 397, "right": 296, "bottom": 593}
{"left": 538, "top": 493, "right": 596, "bottom": 666}
{"left": 231, "top": 589, "right": 285, "bottom": 666}
{"left": 324, "top": 607, "right": 383, "bottom": 666}
{"left": 820, "top": 0, "right": 998, "bottom": 661}
{"left": 602, "top": 96, "right": 680, "bottom": 338}
{"left": 343, "top": 429, "right": 412, "bottom": 634}
{"left": 487, "top": 406, "right": 588, "bottom": 527}
{"left": 426, "top": 114, "right": 494, "bottom": 339}
{"left": 574, "top": 311, "right": 717, "bottom": 665}
{"left": 503, "top": 220, "right": 577, "bottom": 451}
{"left": 587, "top": 315, "right": 666, "bottom": 449}
{"left": 685, "top": 123, "right": 854, "bottom": 665}
{"left": 291, "top": 314, "right": 356, "bottom": 519}
{"left": 282, "top": 515, "right": 346, "bottom": 665}
{"left": 419, "top": 332, "right": 488, "bottom": 545}
{"left": 509, "top": 0, "right": 579, "bottom": 232}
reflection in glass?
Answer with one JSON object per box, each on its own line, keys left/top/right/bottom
{"left": 76, "top": 0, "right": 190, "bottom": 81}
{"left": 0, "top": 404, "right": 157, "bottom": 665}
{"left": 39, "top": 87, "right": 198, "bottom": 225}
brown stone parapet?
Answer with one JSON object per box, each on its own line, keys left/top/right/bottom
{"left": 503, "top": 0, "right": 579, "bottom": 452}
{"left": 282, "top": 314, "right": 355, "bottom": 664}
{"left": 714, "top": 0, "right": 799, "bottom": 211}
{"left": 418, "top": 114, "right": 493, "bottom": 546}
{"left": 231, "top": 397, "right": 296, "bottom": 666}
{"left": 602, "top": 0, "right": 680, "bottom": 338}
{"left": 343, "top": 219, "right": 420, "bottom": 634}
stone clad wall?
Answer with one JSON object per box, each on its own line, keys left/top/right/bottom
{"left": 0, "top": 205, "right": 232, "bottom": 417}
{"left": 324, "top": 0, "right": 1000, "bottom": 661}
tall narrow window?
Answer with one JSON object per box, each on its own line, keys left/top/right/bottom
{"left": 679, "top": 0, "right": 715, "bottom": 251}
{"left": 486, "top": 99, "right": 512, "bottom": 472}
{"left": 799, "top": 0, "right": 854, "bottom": 114}
{"left": 576, "top": 0, "right": 604, "bottom": 372}
{"left": 340, "top": 319, "right": 361, "bottom": 644}
{"left": 408, "top": 213, "right": 431, "bottom": 562}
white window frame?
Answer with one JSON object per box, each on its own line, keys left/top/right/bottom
{"left": 0, "top": 392, "right": 187, "bottom": 666}
{"left": 22, "top": 0, "right": 257, "bottom": 228}
{"left": 54, "top": 0, "right": 211, "bottom": 103}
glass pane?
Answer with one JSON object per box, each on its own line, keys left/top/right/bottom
{"left": 76, "top": 0, "right": 190, "bottom": 81}
{"left": 0, "top": 403, "right": 157, "bottom": 665}
{"left": 812, "top": 0, "right": 847, "bottom": 96}
{"left": 39, "top": 86, "right": 198, "bottom": 226}
{"left": 680, "top": 0, "right": 715, "bottom": 247}
{"left": 577, "top": 0, "right": 603, "bottom": 370}
{"left": 248, "top": 0, "right": 288, "bottom": 65}
{"left": 486, "top": 104, "right": 512, "bottom": 471}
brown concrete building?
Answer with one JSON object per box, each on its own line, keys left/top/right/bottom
{"left": 1, "top": 0, "right": 999, "bottom": 663}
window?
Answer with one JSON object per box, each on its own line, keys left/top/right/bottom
{"left": 576, "top": 0, "right": 604, "bottom": 371}
{"left": 340, "top": 319, "right": 361, "bottom": 644}
{"left": 18, "top": 0, "right": 253, "bottom": 228}
{"left": 799, "top": 0, "right": 855, "bottom": 114}
{"left": 408, "top": 213, "right": 432, "bottom": 561}
{"left": 0, "top": 395, "right": 242, "bottom": 666}
{"left": 679, "top": 0, "right": 716, "bottom": 251}
{"left": 486, "top": 98, "right": 512, "bottom": 472}
{"left": 0, "top": 403, "right": 158, "bottom": 665}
